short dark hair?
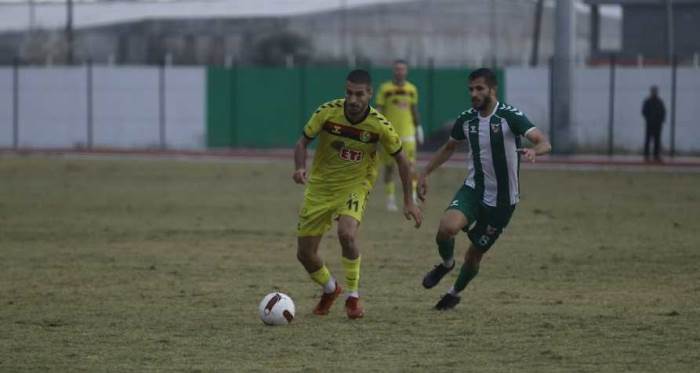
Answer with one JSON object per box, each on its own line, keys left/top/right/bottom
{"left": 393, "top": 59, "right": 408, "bottom": 66}
{"left": 469, "top": 68, "right": 498, "bottom": 87}
{"left": 346, "top": 69, "right": 372, "bottom": 86}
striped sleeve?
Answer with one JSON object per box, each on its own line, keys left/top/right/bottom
{"left": 501, "top": 105, "right": 535, "bottom": 136}
{"left": 302, "top": 104, "right": 328, "bottom": 139}
{"left": 380, "top": 118, "right": 403, "bottom": 155}
{"left": 450, "top": 117, "right": 466, "bottom": 140}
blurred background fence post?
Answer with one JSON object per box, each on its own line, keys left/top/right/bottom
{"left": 86, "top": 58, "right": 93, "bottom": 149}
{"left": 548, "top": 56, "right": 554, "bottom": 151}
{"left": 530, "top": 0, "right": 544, "bottom": 67}
{"left": 230, "top": 61, "right": 238, "bottom": 147}
{"left": 670, "top": 54, "right": 677, "bottom": 158}
{"left": 607, "top": 53, "right": 616, "bottom": 157}
{"left": 12, "top": 57, "right": 20, "bottom": 150}
{"left": 298, "top": 63, "right": 307, "bottom": 134}
{"left": 426, "top": 58, "right": 435, "bottom": 139}
{"left": 159, "top": 57, "right": 166, "bottom": 150}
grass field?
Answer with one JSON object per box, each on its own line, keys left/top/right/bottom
{"left": 1, "top": 156, "right": 699, "bottom": 372}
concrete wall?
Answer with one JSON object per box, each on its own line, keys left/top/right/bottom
{"left": 1, "top": 66, "right": 698, "bottom": 154}
{"left": 504, "top": 67, "right": 550, "bottom": 136}
{"left": 506, "top": 67, "right": 700, "bottom": 154}
{"left": 0, "top": 66, "right": 205, "bottom": 149}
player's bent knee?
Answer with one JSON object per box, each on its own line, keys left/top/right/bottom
{"left": 296, "top": 242, "right": 318, "bottom": 263}
{"left": 438, "top": 223, "right": 462, "bottom": 238}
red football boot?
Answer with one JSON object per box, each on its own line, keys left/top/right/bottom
{"left": 312, "top": 282, "right": 342, "bottom": 315}
{"left": 345, "top": 296, "right": 364, "bottom": 319}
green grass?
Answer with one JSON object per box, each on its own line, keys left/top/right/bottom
{"left": 1, "top": 156, "right": 699, "bottom": 372}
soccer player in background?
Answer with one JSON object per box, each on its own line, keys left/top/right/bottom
{"left": 375, "top": 60, "right": 423, "bottom": 211}
{"left": 293, "top": 69, "right": 423, "bottom": 319}
{"left": 417, "top": 68, "right": 551, "bottom": 310}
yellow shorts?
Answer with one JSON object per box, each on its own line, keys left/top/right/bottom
{"left": 297, "top": 185, "right": 371, "bottom": 236}
{"left": 379, "top": 137, "right": 416, "bottom": 166}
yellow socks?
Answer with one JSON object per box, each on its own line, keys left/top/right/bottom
{"left": 342, "top": 256, "right": 361, "bottom": 297}
{"left": 310, "top": 259, "right": 361, "bottom": 296}
{"left": 309, "top": 265, "right": 336, "bottom": 293}
{"left": 385, "top": 181, "right": 395, "bottom": 199}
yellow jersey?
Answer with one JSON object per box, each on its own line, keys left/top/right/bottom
{"left": 375, "top": 81, "right": 418, "bottom": 138}
{"left": 303, "top": 99, "right": 402, "bottom": 190}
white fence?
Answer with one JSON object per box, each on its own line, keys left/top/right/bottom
{"left": 0, "top": 65, "right": 206, "bottom": 149}
{"left": 507, "top": 66, "right": 700, "bottom": 154}
{"left": 1, "top": 65, "right": 698, "bottom": 154}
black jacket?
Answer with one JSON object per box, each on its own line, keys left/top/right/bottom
{"left": 642, "top": 96, "right": 665, "bottom": 125}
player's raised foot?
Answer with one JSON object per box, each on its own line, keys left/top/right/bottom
{"left": 422, "top": 262, "right": 455, "bottom": 289}
{"left": 434, "top": 293, "right": 461, "bottom": 310}
{"left": 345, "top": 296, "right": 364, "bottom": 319}
{"left": 312, "top": 282, "right": 342, "bottom": 316}
{"left": 386, "top": 197, "right": 399, "bottom": 212}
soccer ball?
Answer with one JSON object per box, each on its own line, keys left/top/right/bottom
{"left": 258, "top": 292, "right": 295, "bottom": 326}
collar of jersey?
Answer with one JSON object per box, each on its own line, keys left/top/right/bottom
{"left": 344, "top": 105, "right": 371, "bottom": 125}
{"left": 478, "top": 101, "right": 500, "bottom": 120}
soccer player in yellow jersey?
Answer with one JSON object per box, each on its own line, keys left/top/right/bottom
{"left": 293, "top": 69, "right": 423, "bottom": 319}
{"left": 375, "top": 60, "right": 423, "bottom": 211}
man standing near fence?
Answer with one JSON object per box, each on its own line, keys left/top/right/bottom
{"left": 375, "top": 60, "right": 423, "bottom": 211}
{"left": 642, "top": 85, "right": 666, "bottom": 162}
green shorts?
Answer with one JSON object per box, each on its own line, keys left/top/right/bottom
{"left": 446, "top": 185, "right": 516, "bottom": 252}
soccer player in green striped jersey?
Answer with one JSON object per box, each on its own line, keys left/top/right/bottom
{"left": 417, "top": 68, "right": 551, "bottom": 310}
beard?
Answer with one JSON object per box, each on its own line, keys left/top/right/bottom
{"left": 472, "top": 95, "right": 491, "bottom": 111}
{"left": 345, "top": 102, "right": 363, "bottom": 115}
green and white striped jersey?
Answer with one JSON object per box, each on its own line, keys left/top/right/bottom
{"left": 450, "top": 102, "right": 536, "bottom": 207}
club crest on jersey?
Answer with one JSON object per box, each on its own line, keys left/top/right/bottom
{"left": 490, "top": 123, "right": 501, "bottom": 133}
{"left": 331, "top": 125, "right": 342, "bottom": 135}
{"left": 339, "top": 147, "right": 363, "bottom": 162}
{"left": 360, "top": 131, "right": 371, "bottom": 143}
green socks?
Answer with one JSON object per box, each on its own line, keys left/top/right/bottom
{"left": 436, "top": 236, "right": 455, "bottom": 264}
{"left": 453, "top": 263, "right": 479, "bottom": 293}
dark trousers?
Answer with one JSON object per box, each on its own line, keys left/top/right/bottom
{"left": 644, "top": 122, "right": 662, "bottom": 160}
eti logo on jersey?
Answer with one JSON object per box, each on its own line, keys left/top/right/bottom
{"left": 339, "top": 148, "right": 363, "bottom": 162}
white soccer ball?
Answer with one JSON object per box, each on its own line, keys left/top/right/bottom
{"left": 258, "top": 292, "right": 295, "bottom": 326}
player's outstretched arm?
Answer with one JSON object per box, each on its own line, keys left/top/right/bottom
{"left": 417, "top": 138, "right": 459, "bottom": 201}
{"left": 293, "top": 136, "right": 312, "bottom": 184}
{"left": 517, "top": 128, "right": 552, "bottom": 162}
{"left": 394, "top": 150, "right": 423, "bottom": 228}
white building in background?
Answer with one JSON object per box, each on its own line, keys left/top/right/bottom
{"left": 0, "top": 0, "right": 621, "bottom": 66}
